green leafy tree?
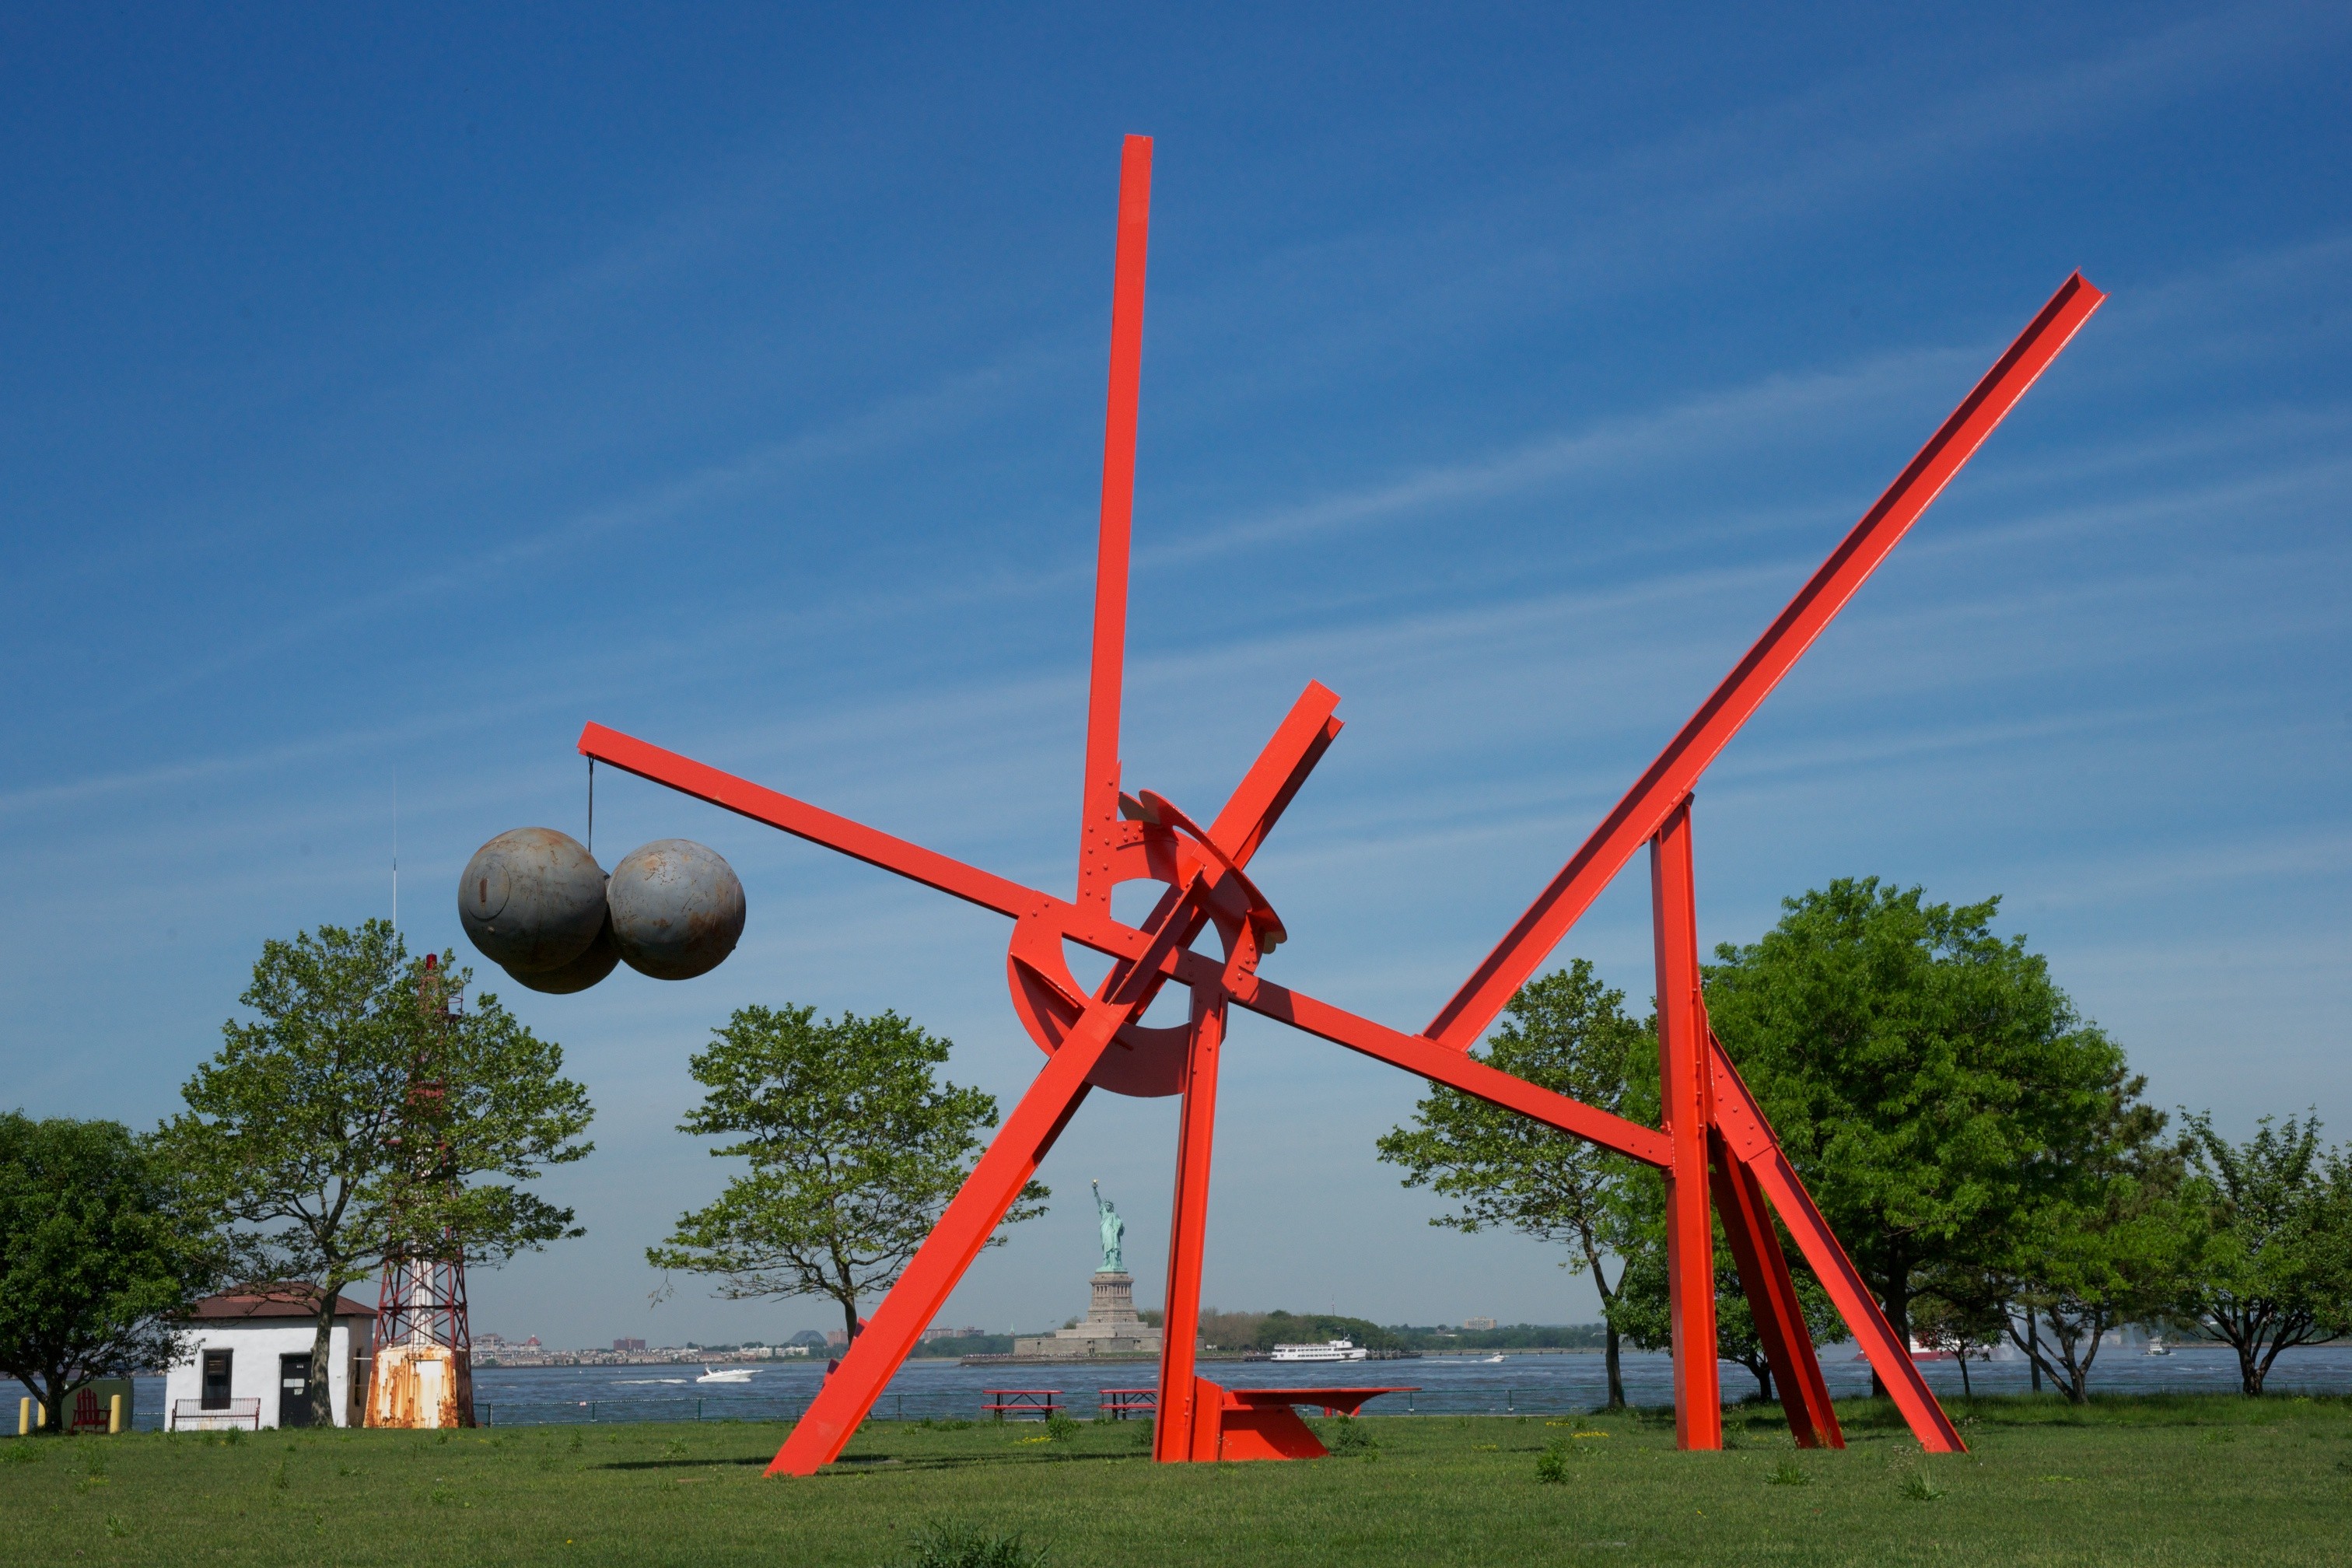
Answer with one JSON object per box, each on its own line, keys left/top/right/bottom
{"left": 1906, "top": 1283, "right": 2007, "bottom": 1398}
{"left": 161, "top": 920, "right": 595, "bottom": 1426}
{"left": 648, "top": 1005, "right": 1045, "bottom": 1343}
{"left": 1978, "top": 1071, "right": 2190, "bottom": 1403}
{"left": 1703, "top": 880, "right": 2123, "bottom": 1369}
{"left": 1377, "top": 961, "right": 1646, "bottom": 1408}
{"left": 0, "top": 1115, "right": 222, "bottom": 1433}
{"left": 2174, "top": 1111, "right": 2352, "bottom": 1394}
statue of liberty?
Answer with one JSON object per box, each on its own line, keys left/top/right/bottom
{"left": 1091, "top": 1179, "right": 1125, "bottom": 1274}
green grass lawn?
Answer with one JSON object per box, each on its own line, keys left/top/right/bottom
{"left": 7, "top": 1395, "right": 2349, "bottom": 1566}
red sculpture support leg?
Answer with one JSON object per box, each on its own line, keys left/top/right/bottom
{"left": 1709, "top": 1131, "right": 1840, "bottom": 1448}
{"left": 1650, "top": 796, "right": 1720, "bottom": 1449}
{"left": 1154, "top": 986, "right": 1226, "bottom": 1461}
{"left": 1708, "top": 1040, "right": 1964, "bottom": 1453}
{"left": 767, "top": 991, "right": 1136, "bottom": 1475}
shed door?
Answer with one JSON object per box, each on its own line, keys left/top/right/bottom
{"left": 278, "top": 1353, "right": 314, "bottom": 1428}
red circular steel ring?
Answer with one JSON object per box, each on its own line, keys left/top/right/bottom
{"left": 1003, "top": 825, "right": 1247, "bottom": 1098}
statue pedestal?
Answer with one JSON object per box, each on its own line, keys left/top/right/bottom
{"left": 1013, "top": 1271, "right": 1162, "bottom": 1358}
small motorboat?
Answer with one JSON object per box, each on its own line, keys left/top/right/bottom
{"left": 695, "top": 1365, "right": 755, "bottom": 1384}
{"left": 1481, "top": 1353, "right": 1507, "bottom": 1363}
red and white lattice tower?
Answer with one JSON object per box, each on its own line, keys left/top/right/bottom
{"left": 363, "top": 954, "right": 477, "bottom": 1429}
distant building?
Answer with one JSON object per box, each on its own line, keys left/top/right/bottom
{"left": 1463, "top": 1316, "right": 1498, "bottom": 1332}
{"left": 613, "top": 1338, "right": 647, "bottom": 1353}
{"left": 163, "top": 1288, "right": 373, "bottom": 1430}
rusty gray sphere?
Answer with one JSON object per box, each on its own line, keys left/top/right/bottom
{"left": 457, "top": 828, "right": 608, "bottom": 975}
{"left": 502, "top": 912, "right": 621, "bottom": 995}
{"left": 607, "top": 838, "right": 745, "bottom": 981}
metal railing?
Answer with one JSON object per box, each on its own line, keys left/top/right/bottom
{"left": 471, "top": 1386, "right": 1606, "bottom": 1427}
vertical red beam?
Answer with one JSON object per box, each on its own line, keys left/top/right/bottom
{"left": 1077, "top": 134, "right": 1154, "bottom": 915}
{"left": 1153, "top": 985, "right": 1226, "bottom": 1461}
{"left": 1650, "top": 796, "right": 1720, "bottom": 1448}
{"left": 1708, "top": 1132, "right": 1840, "bottom": 1448}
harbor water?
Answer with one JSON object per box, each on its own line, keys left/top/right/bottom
{"left": 128, "top": 1344, "right": 2352, "bottom": 1429}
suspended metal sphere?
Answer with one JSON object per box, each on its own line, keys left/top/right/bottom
{"left": 503, "top": 912, "right": 621, "bottom": 994}
{"left": 457, "top": 828, "right": 608, "bottom": 975}
{"left": 607, "top": 838, "right": 746, "bottom": 981}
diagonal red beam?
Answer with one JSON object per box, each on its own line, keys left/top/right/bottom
{"left": 579, "top": 722, "right": 1053, "bottom": 920}
{"left": 586, "top": 707, "right": 1675, "bottom": 1170}
{"left": 1097, "top": 683, "right": 1342, "bottom": 1016}
{"left": 1077, "top": 133, "right": 1155, "bottom": 917}
{"left": 1709, "top": 1131, "right": 1840, "bottom": 1450}
{"left": 582, "top": 684, "right": 1342, "bottom": 1001}
{"left": 1425, "top": 273, "right": 2105, "bottom": 1051}
{"left": 1222, "top": 970, "right": 1673, "bottom": 1167}
{"left": 1709, "top": 1036, "right": 1963, "bottom": 1452}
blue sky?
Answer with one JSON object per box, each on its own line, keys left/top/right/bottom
{"left": 4, "top": 3, "right": 2347, "bottom": 1349}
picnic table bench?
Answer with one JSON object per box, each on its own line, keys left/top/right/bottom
{"left": 981, "top": 1388, "right": 1063, "bottom": 1421}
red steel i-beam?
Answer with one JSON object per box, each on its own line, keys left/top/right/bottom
{"left": 768, "top": 899, "right": 1205, "bottom": 1476}
{"left": 1077, "top": 134, "right": 1153, "bottom": 919}
{"left": 1425, "top": 273, "right": 2107, "bottom": 1055}
{"left": 1709, "top": 1039, "right": 1963, "bottom": 1452}
{"left": 1709, "top": 1132, "right": 1840, "bottom": 1448}
{"left": 1153, "top": 987, "right": 1227, "bottom": 1461}
{"left": 1649, "top": 797, "right": 1720, "bottom": 1448}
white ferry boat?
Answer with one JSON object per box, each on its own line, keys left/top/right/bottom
{"left": 1268, "top": 1339, "right": 1370, "bottom": 1363}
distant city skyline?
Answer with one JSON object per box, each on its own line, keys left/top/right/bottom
{"left": 5, "top": 4, "right": 2347, "bottom": 1348}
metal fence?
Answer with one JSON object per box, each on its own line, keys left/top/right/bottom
{"left": 474, "top": 1386, "right": 1592, "bottom": 1427}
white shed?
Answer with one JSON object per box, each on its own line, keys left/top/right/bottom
{"left": 163, "top": 1289, "right": 374, "bottom": 1430}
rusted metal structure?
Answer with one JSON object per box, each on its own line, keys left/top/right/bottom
{"left": 364, "top": 954, "right": 477, "bottom": 1429}
{"left": 572, "top": 136, "right": 2104, "bottom": 1472}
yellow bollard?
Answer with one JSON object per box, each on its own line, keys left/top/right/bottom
{"left": 110, "top": 1394, "right": 124, "bottom": 1435}
{"left": 16, "top": 1395, "right": 26, "bottom": 1437}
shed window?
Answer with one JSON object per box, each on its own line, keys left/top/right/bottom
{"left": 201, "top": 1349, "right": 233, "bottom": 1409}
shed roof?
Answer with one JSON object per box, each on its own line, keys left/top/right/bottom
{"left": 187, "top": 1286, "right": 375, "bottom": 1321}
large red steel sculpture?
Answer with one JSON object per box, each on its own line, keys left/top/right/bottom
{"left": 577, "top": 135, "right": 2104, "bottom": 1473}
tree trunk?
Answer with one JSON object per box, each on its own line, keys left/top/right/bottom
{"left": 310, "top": 1285, "right": 342, "bottom": 1428}
{"left": 1602, "top": 1320, "right": 1626, "bottom": 1411}
{"left": 2027, "top": 1313, "right": 2043, "bottom": 1392}
{"left": 1870, "top": 1269, "right": 1911, "bottom": 1402}
{"left": 1957, "top": 1352, "right": 1971, "bottom": 1399}
{"left": 38, "top": 1364, "right": 68, "bottom": 1433}
{"left": 2067, "top": 1310, "right": 2105, "bottom": 1405}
